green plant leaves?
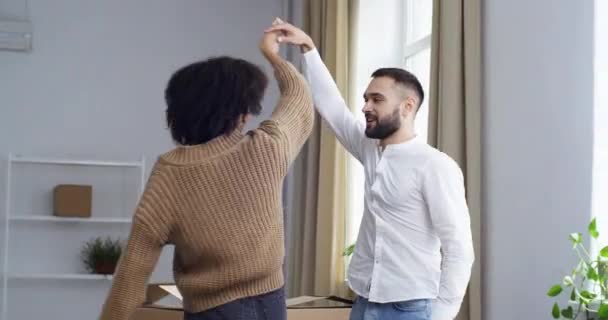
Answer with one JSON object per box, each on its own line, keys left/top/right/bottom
{"left": 587, "top": 265, "right": 600, "bottom": 281}
{"left": 589, "top": 218, "right": 599, "bottom": 239}
{"left": 570, "top": 288, "right": 576, "bottom": 301}
{"left": 80, "top": 236, "right": 123, "bottom": 274}
{"left": 548, "top": 285, "right": 563, "bottom": 297}
{"left": 598, "top": 303, "right": 608, "bottom": 319}
{"left": 342, "top": 244, "right": 355, "bottom": 257}
{"left": 573, "top": 261, "right": 584, "bottom": 276}
{"left": 552, "top": 303, "right": 560, "bottom": 319}
{"left": 580, "top": 290, "right": 596, "bottom": 299}
{"left": 579, "top": 290, "right": 597, "bottom": 305}
{"left": 548, "top": 217, "right": 608, "bottom": 319}
{"left": 569, "top": 233, "right": 583, "bottom": 248}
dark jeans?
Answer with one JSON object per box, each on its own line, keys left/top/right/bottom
{"left": 184, "top": 287, "right": 286, "bottom": 320}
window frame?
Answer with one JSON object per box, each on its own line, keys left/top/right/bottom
{"left": 344, "top": 0, "right": 434, "bottom": 266}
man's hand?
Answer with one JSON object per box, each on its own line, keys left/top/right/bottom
{"left": 265, "top": 18, "right": 315, "bottom": 53}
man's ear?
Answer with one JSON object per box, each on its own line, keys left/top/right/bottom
{"left": 401, "top": 97, "right": 417, "bottom": 116}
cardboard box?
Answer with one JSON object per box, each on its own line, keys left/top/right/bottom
{"left": 132, "top": 284, "right": 182, "bottom": 320}
{"left": 286, "top": 296, "right": 352, "bottom": 320}
{"left": 132, "top": 284, "right": 352, "bottom": 320}
{"left": 53, "top": 184, "right": 92, "bottom": 218}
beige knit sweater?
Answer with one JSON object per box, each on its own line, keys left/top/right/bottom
{"left": 100, "top": 57, "right": 313, "bottom": 320}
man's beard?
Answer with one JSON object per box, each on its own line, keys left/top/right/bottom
{"left": 365, "top": 108, "right": 401, "bottom": 139}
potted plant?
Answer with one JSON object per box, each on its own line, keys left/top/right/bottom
{"left": 547, "top": 218, "right": 608, "bottom": 319}
{"left": 80, "top": 237, "right": 123, "bottom": 275}
{"left": 343, "top": 244, "right": 355, "bottom": 257}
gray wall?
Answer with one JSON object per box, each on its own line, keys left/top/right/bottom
{"left": 1, "top": 0, "right": 600, "bottom": 319}
{"left": 0, "top": 0, "right": 289, "bottom": 161}
{"left": 0, "top": 0, "right": 291, "bottom": 319}
{"left": 483, "top": 0, "right": 595, "bottom": 319}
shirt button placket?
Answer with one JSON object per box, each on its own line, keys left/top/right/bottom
{"left": 369, "top": 220, "right": 383, "bottom": 299}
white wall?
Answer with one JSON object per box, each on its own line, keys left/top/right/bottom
{"left": 0, "top": 0, "right": 287, "bottom": 161}
{"left": 0, "top": 0, "right": 28, "bottom": 20}
{"left": 593, "top": 0, "right": 608, "bottom": 252}
{"left": 0, "top": 0, "right": 289, "bottom": 319}
{"left": 483, "top": 0, "right": 595, "bottom": 319}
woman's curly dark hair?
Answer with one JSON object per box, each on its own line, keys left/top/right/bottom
{"left": 165, "top": 56, "right": 268, "bottom": 145}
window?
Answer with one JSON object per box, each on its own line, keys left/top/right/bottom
{"left": 346, "top": 0, "right": 434, "bottom": 251}
{"left": 592, "top": 0, "right": 608, "bottom": 252}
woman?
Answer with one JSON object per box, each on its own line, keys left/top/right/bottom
{"left": 100, "top": 27, "right": 313, "bottom": 320}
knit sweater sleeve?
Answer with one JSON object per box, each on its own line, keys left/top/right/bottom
{"left": 258, "top": 58, "right": 314, "bottom": 164}
{"left": 99, "top": 164, "right": 175, "bottom": 320}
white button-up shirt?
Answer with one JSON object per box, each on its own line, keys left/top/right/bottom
{"left": 303, "top": 49, "right": 474, "bottom": 320}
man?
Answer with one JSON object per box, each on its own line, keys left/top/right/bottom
{"left": 266, "top": 21, "right": 474, "bottom": 320}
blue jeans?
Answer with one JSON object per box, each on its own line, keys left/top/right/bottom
{"left": 184, "top": 287, "right": 286, "bottom": 320}
{"left": 349, "top": 296, "right": 432, "bottom": 320}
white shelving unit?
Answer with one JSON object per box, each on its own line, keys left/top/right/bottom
{"left": 7, "top": 273, "right": 113, "bottom": 281}
{"left": 10, "top": 157, "right": 143, "bottom": 168}
{"left": 1, "top": 153, "right": 145, "bottom": 320}
{"left": 10, "top": 215, "right": 132, "bottom": 224}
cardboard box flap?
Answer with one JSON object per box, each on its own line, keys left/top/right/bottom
{"left": 286, "top": 296, "right": 352, "bottom": 320}
{"left": 145, "top": 287, "right": 352, "bottom": 307}
{"left": 287, "top": 296, "right": 326, "bottom": 306}
{"left": 287, "top": 296, "right": 353, "bottom": 309}
{"left": 144, "top": 283, "right": 182, "bottom": 306}
{"left": 135, "top": 284, "right": 352, "bottom": 320}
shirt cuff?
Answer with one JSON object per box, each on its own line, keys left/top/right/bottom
{"left": 431, "top": 300, "right": 460, "bottom": 320}
{"left": 302, "top": 47, "right": 320, "bottom": 63}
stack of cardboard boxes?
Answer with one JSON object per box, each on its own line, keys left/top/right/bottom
{"left": 132, "top": 284, "right": 352, "bottom": 320}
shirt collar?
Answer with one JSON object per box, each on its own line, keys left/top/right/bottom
{"left": 377, "top": 135, "right": 423, "bottom": 152}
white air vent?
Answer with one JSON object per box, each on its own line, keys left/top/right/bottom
{"left": 0, "top": 20, "right": 32, "bottom": 51}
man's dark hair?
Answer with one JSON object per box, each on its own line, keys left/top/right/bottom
{"left": 371, "top": 68, "right": 424, "bottom": 108}
{"left": 165, "top": 57, "right": 268, "bottom": 145}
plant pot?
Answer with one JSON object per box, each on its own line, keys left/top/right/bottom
{"left": 94, "top": 262, "right": 117, "bottom": 275}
